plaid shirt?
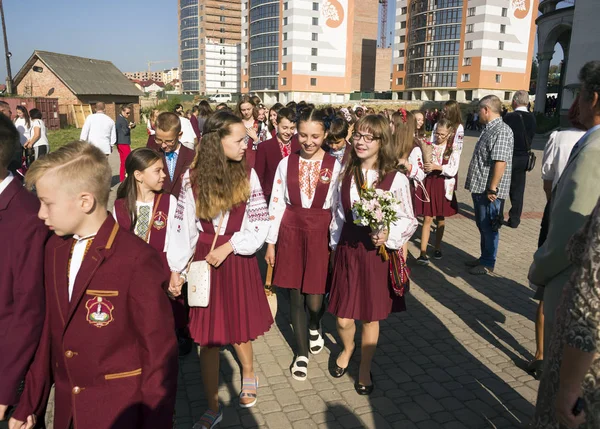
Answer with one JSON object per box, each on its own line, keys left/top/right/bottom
{"left": 465, "top": 117, "right": 514, "bottom": 199}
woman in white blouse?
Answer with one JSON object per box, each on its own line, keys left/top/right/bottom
{"left": 328, "top": 115, "right": 418, "bottom": 395}
{"left": 167, "top": 111, "right": 273, "bottom": 428}
{"left": 265, "top": 109, "right": 341, "bottom": 381}
{"left": 25, "top": 109, "right": 50, "bottom": 160}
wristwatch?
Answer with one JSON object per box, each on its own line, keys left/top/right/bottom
{"left": 486, "top": 188, "right": 498, "bottom": 195}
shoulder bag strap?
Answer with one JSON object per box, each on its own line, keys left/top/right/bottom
{"left": 517, "top": 112, "right": 532, "bottom": 151}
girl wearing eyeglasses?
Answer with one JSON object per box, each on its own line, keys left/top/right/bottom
{"left": 328, "top": 115, "right": 418, "bottom": 395}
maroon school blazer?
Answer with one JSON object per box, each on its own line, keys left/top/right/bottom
{"left": 0, "top": 179, "right": 48, "bottom": 406}
{"left": 161, "top": 144, "right": 195, "bottom": 198}
{"left": 13, "top": 216, "right": 178, "bottom": 429}
{"left": 255, "top": 135, "right": 301, "bottom": 199}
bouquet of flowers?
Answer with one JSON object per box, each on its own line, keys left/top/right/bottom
{"left": 352, "top": 187, "right": 410, "bottom": 297}
{"left": 352, "top": 187, "right": 400, "bottom": 260}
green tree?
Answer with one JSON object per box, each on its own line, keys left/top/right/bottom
{"left": 531, "top": 59, "right": 538, "bottom": 81}
{"left": 164, "top": 83, "right": 174, "bottom": 91}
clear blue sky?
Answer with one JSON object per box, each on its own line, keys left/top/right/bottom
{"left": 0, "top": 0, "right": 563, "bottom": 81}
{"left": 0, "top": 0, "right": 179, "bottom": 81}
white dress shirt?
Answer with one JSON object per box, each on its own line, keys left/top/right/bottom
{"left": 541, "top": 128, "right": 586, "bottom": 190}
{"left": 68, "top": 234, "right": 96, "bottom": 301}
{"left": 179, "top": 117, "right": 196, "bottom": 150}
{"left": 80, "top": 113, "right": 117, "bottom": 155}
{"left": 0, "top": 172, "right": 14, "bottom": 195}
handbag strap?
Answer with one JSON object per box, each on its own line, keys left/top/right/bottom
{"left": 517, "top": 112, "right": 532, "bottom": 151}
{"left": 210, "top": 214, "right": 225, "bottom": 252}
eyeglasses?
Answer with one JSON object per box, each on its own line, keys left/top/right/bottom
{"left": 434, "top": 132, "right": 449, "bottom": 139}
{"left": 155, "top": 138, "right": 178, "bottom": 145}
{"left": 351, "top": 132, "right": 379, "bottom": 143}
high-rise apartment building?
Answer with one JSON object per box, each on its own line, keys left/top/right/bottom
{"left": 179, "top": 0, "right": 241, "bottom": 95}
{"left": 392, "top": 0, "right": 538, "bottom": 103}
{"left": 241, "top": 0, "right": 383, "bottom": 104}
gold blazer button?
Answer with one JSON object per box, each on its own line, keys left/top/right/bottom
{"left": 65, "top": 350, "right": 74, "bottom": 358}
{"left": 72, "top": 386, "right": 81, "bottom": 395}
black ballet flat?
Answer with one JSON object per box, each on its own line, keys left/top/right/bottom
{"left": 354, "top": 372, "right": 374, "bottom": 395}
{"left": 330, "top": 349, "right": 355, "bottom": 378}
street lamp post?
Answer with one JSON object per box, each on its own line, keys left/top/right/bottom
{"left": 0, "top": 0, "right": 13, "bottom": 95}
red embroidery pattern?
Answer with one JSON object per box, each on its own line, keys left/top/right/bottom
{"left": 299, "top": 160, "right": 321, "bottom": 200}
{"left": 247, "top": 190, "right": 269, "bottom": 222}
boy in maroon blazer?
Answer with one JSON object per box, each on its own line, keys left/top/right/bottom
{"left": 9, "top": 141, "right": 178, "bottom": 429}
{"left": 0, "top": 116, "right": 47, "bottom": 427}
{"left": 155, "top": 112, "right": 195, "bottom": 198}
{"left": 255, "top": 107, "right": 300, "bottom": 201}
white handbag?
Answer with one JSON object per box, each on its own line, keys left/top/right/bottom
{"left": 187, "top": 216, "right": 224, "bottom": 308}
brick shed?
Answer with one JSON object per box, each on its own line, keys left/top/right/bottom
{"left": 13, "top": 50, "right": 143, "bottom": 127}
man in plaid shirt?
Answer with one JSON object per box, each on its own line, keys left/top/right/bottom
{"left": 465, "top": 95, "right": 514, "bottom": 275}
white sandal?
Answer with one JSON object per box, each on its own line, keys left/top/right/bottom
{"left": 291, "top": 356, "right": 309, "bottom": 381}
{"left": 309, "top": 327, "right": 325, "bottom": 355}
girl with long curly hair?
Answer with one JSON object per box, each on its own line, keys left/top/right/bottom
{"left": 328, "top": 115, "right": 418, "bottom": 395}
{"left": 166, "top": 110, "right": 273, "bottom": 428}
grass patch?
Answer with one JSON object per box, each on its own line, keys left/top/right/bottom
{"left": 48, "top": 124, "right": 149, "bottom": 152}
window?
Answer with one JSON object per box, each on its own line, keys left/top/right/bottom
{"left": 312, "top": 17, "right": 318, "bottom": 25}
{"left": 500, "top": 24, "right": 506, "bottom": 34}
{"left": 221, "top": 81, "right": 226, "bottom": 87}
{"left": 220, "top": 28, "right": 225, "bottom": 33}
{"left": 461, "top": 73, "right": 470, "bottom": 82}
{"left": 220, "top": 5, "right": 224, "bottom": 10}
{"left": 312, "top": 2, "right": 319, "bottom": 11}
{"left": 283, "top": 33, "right": 288, "bottom": 41}
{"left": 504, "top": 91, "right": 511, "bottom": 101}
{"left": 467, "top": 24, "right": 473, "bottom": 33}
{"left": 283, "top": 17, "right": 288, "bottom": 26}
{"left": 502, "top": 7, "right": 508, "bottom": 17}
{"left": 497, "top": 58, "right": 503, "bottom": 67}
{"left": 310, "top": 78, "right": 317, "bottom": 86}
{"left": 281, "top": 77, "right": 287, "bottom": 86}
{"left": 465, "top": 90, "right": 473, "bottom": 101}
{"left": 401, "top": 21, "right": 406, "bottom": 29}
{"left": 282, "top": 63, "right": 287, "bottom": 71}
{"left": 397, "top": 64, "right": 404, "bottom": 72}
{"left": 283, "top": 47, "right": 287, "bottom": 56}
{"left": 465, "top": 41, "right": 473, "bottom": 50}
{"left": 463, "top": 57, "right": 471, "bottom": 66}
{"left": 400, "top": 35, "right": 405, "bottom": 43}
{"left": 396, "top": 77, "right": 404, "bottom": 85}
{"left": 496, "top": 74, "right": 502, "bottom": 83}
{"left": 499, "top": 41, "right": 504, "bottom": 50}
{"left": 401, "top": 7, "right": 407, "bottom": 14}
{"left": 284, "top": 2, "right": 288, "bottom": 10}
{"left": 220, "top": 16, "right": 225, "bottom": 22}
{"left": 244, "top": 81, "right": 248, "bottom": 88}
{"left": 312, "top": 32, "right": 318, "bottom": 41}
{"left": 311, "top": 63, "right": 317, "bottom": 71}
{"left": 398, "top": 50, "right": 405, "bottom": 57}
{"left": 244, "top": 68, "right": 247, "bottom": 75}
{"left": 468, "top": 7, "right": 475, "bottom": 17}
{"left": 312, "top": 48, "right": 318, "bottom": 56}
{"left": 220, "top": 38, "right": 225, "bottom": 43}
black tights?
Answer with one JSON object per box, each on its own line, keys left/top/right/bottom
{"left": 289, "top": 289, "right": 324, "bottom": 357}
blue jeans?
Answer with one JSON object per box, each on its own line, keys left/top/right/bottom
{"left": 472, "top": 193, "right": 503, "bottom": 269}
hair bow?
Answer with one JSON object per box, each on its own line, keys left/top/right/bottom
{"left": 398, "top": 108, "right": 408, "bottom": 123}
{"left": 339, "top": 108, "right": 352, "bottom": 123}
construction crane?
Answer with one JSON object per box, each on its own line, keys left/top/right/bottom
{"left": 147, "top": 60, "right": 173, "bottom": 72}
{"left": 379, "top": 0, "right": 388, "bottom": 48}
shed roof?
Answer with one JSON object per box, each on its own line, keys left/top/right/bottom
{"left": 14, "top": 50, "right": 143, "bottom": 97}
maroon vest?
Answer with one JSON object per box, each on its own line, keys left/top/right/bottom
{"left": 286, "top": 153, "right": 336, "bottom": 209}
{"left": 114, "top": 193, "right": 171, "bottom": 253}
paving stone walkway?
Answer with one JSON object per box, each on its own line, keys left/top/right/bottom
{"left": 42, "top": 131, "right": 547, "bottom": 428}
{"left": 172, "top": 131, "right": 547, "bottom": 429}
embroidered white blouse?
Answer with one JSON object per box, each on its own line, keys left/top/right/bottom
{"left": 167, "top": 169, "right": 270, "bottom": 273}
{"left": 266, "top": 156, "right": 341, "bottom": 244}
{"left": 430, "top": 123, "right": 464, "bottom": 200}
{"left": 407, "top": 146, "right": 426, "bottom": 182}
{"left": 329, "top": 170, "right": 418, "bottom": 251}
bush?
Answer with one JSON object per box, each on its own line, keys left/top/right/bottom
{"left": 535, "top": 113, "right": 560, "bottom": 134}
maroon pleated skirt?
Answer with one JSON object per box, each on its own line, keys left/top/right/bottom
{"left": 413, "top": 172, "right": 458, "bottom": 217}
{"left": 188, "top": 234, "right": 273, "bottom": 347}
{"left": 273, "top": 204, "right": 331, "bottom": 295}
{"left": 327, "top": 223, "right": 406, "bottom": 322}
